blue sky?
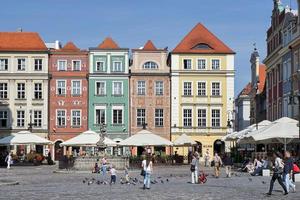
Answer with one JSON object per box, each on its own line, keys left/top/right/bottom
{"left": 0, "top": 0, "right": 296, "bottom": 95}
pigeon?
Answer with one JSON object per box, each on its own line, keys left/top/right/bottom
{"left": 166, "top": 179, "right": 169, "bottom": 182}
{"left": 248, "top": 178, "right": 252, "bottom": 182}
{"left": 160, "top": 180, "right": 164, "bottom": 184}
{"left": 151, "top": 180, "right": 155, "bottom": 184}
{"left": 157, "top": 176, "right": 162, "bottom": 179}
{"left": 96, "top": 180, "right": 101, "bottom": 185}
{"left": 262, "top": 181, "right": 266, "bottom": 184}
{"left": 170, "top": 174, "right": 173, "bottom": 177}
{"left": 83, "top": 180, "right": 86, "bottom": 184}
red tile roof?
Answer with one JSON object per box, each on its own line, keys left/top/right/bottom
{"left": 0, "top": 32, "right": 47, "bottom": 52}
{"left": 258, "top": 64, "right": 266, "bottom": 93}
{"left": 239, "top": 82, "right": 252, "bottom": 96}
{"left": 60, "top": 41, "right": 80, "bottom": 52}
{"left": 172, "top": 23, "right": 235, "bottom": 54}
{"left": 98, "top": 37, "right": 119, "bottom": 49}
{"left": 142, "top": 40, "right": 157, "bottom": 50}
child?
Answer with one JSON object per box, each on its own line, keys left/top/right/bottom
{"left": 110, "top": 165, "right": 117, "bottom": 184}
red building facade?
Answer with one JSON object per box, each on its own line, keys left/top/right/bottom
{"left": 48, "top": 42, "right": 88, "bottom": 160}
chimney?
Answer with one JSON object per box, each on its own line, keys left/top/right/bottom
{"left": 55, "top": 40, "right": 61, "bottom": 50}
{"left": 17, "top": 28, "right": 22, "bottom": 32}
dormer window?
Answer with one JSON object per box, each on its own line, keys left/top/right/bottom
{"left": 192, "top": 43, "right": 212, "bottom": 50}
{"left": 143, "top": 61, "right": 158, "bottom": 69}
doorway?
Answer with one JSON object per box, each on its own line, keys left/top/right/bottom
{"left": 54, "top": 141, "right": 63, "bottom": 161}
{"left": 213, "top": 140, "right": 225, "bottom": 155}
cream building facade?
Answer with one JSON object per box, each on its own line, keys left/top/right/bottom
{"left": 170, "top": 23, "right": 235, "bottom": 158}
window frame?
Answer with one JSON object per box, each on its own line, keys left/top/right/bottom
{"left": 211, "top": 59, "right": 221, "bottom": 70}
{"left": 197, "top": 58, "right": 207, "bottom": 70}
{"left": 34, "top": 58, "right": 43, "bottom": 71}
{"left": 137, "top": 80, "right": 146, "bottom": 95}
{"left": 33, "top": 110, "right": 42, "bottom": 128}
{"left": 96, "top": 61, "right": 105, "bottom": 72}
{"left": 112, "top": 61, "right": 123, "bottom": 72}
{"left": 71, "top": 109, "right": 81, "bottom": 127}
{"left": 183, "top": 81, "right": 192, "bottom": 96}
{"left": 211, "top": 109, "right": 221, "bottom": 128}
{"left": 17, "top": 82, "right": 26, "bottom": 99}
{"left": 56, "top": 80, "right": 66, "bottom": 96}
{"left": 112, "top": 81, "right": 123, "bottom": 96}
{"left": 95, "top": 81, "right": 106, "bottom": 96}
{"left": 72, "top": 60, "right": 81, "bottom": 71}
{"left": 0, "top": 110, "right": 8, "bottom": 128}
{"left": 0, "top": 58, "right": 8, "bottom": 71}
{"left": 197, "top": 108, "right": 207, "bottom": 128}
{"left": 155, "top": 81, "right": 164, "bottom": 96}
{"left": 155, "top": 109, "right": 164, "bottom": 127}
{"left": 17, "top": 58, "right": 26, "bottom": 71}
{"left": 57, "top": 60, "right": 67, "bottom": 71}
{"left": 211, "top": 82, "right": 221, "bottom": 96}
{"left": 183, "top": 108, "right": 192, "bottom": 127}
{"left": 197, "top": 81, "right": 206, "bottom": 96}
{"left": 71, "top": 80, "right": 82, "bottom": 96}
{"left": 16, "top": 110, "right": 25, "bottom": 127}
{"left": 56, "top": 109, "right": 66, "bottom": 127}
{"left": 136, "top": 108, "right": 146, "bottom": 127}
{"left": 183, "top": 59, "right": 192, "bottom": 70}
{"left": 0, "top": 82, "right": 8, "bottom": 99}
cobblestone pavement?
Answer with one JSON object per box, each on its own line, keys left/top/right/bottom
{"left": 0, "top": 165, "right": 299, "bottom": 200}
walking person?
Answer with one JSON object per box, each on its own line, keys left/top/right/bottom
{"left": 213, "top": 153, "right": 222, "bottom": 178}
{"left": 101, "top": 157, "right": 107, "bottom": 176}
{"left": 223, "top": 153, "right": 233, "bottom": 178}
{"left": 283, "top": 151, "right": 296, "bottom": 193}
{"left": 5, "top": 152, "right": 12, "bottom": 169}
{"left": 190, "top": 154, "right": 198, "bottom": 184}
{"left": 266, "top": 152, "right": 288, "bottom": 196}
{"left": 110, "top": 165, "right": 117, "bottom": 184}
{"left": 142, "top": 156, "right": 153, "bottom": 190}
{"left": 204, "top": 149, "right": 210, "bottom": 167}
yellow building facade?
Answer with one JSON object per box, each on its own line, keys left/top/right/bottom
{"left": 171, "top": 23, "right": 235, "bottom": 160}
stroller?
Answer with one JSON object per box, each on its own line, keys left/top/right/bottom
{"left": 198, "top": 170, "right": 208, "bottom": 184}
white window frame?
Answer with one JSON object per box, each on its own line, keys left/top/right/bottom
{"left": 33, "top": 110, "right": 42, "bottom": 128}
{"left": 71, "top": 80, "right": 82, "bottom": 96}
{"left": 112, "top": 106, "right": 124, "bottom": 125}
{"left": 57, "top": 60, "right": 67, "bottom": 71}
{"left": 155, "top": 81, "right": 164, "bottom": 96}
{"left": 112, "top": 61, "right": 123, "bottom": 72}
{"left": 197, "top": 58, "right": 207, "bottom": 70}
{"left": 0, "top": 110, "right": 8, "bottom": 128}
{"left": 211, "top": 108, "right": 221, "bottom": 128}
{"left": 56, "top": 80, "right": 66, "bottom": 96}
{"left": 136, "top": 108, "right": 146, "bottom": 126}
{"left": 34, "top": 58, "right": 43, "bottom": 71}
{"left": 17, "top": 82, "right": 26, "bottom": 99}
{"left": 0, "top": 82, "right": 8, "bottom": 99}
{"left": 155, "top": 108, "right": 164, "bottom": 127}
{"left": 95, "top": 81, "right": 106, "bottom": 96}
{"left": 143, "top": 61, "right": 158, "bottom": 69}
{"left": 182, "top": 108, "right": 192, "bottom": 127}
{"left": 0, "top": 58, "right": 8, "bottom": 71}
{"left": 16, "top": 110, "right": 25, "bottom": 127}
{"left": 95, "top": 106, "right": 106, "bottom": 125}
{"left": 211, "top": 82, "right": 221, "bottom": 96}
{"left": 33, "top": 82, "right": 43, "bottom": 100}
{"left": 211, "top": 59, "right": 221, "bottom": 70}
{"left": 71, "top": 109, "right": 81, "bottom": 127}
{"left": 197, "top": 81, "right": 206, "bottom": 96}
{"left": 112, "top": 81, "right": 123, "bottom": 95}
{"left": 17, "top": 58, "right": 26, "bottom": 71}
{"left": 183, "top": 81, "right": 192, "bottom": 96}
{"left": 96, "top": 61, "right": 105, "bottom": 72}
{"left": 197, "top": 108, "right": 207, "bottom": 128}
{"left": 183, "top": 59, "right": 192, "bottom": 70}
{"left": 56, "top": 109, "right": 66, "bottom": 127}
{"left": 137, "top": 80, "right": 146, "bottom": 95}
{"left": 72, "top": 60, "right": 81, "bottom": 71}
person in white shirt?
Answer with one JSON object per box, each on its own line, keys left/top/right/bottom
{"left": 5, "top": 152, "right": 12, "bottom": 169}
{"left": 110, "top": 165, "right": 117, "bottom": 184}
{"left": 251, "top": 158, "right": 263, "bottom": 176}
{"left": 142, "top": 156, "right": 153, "bottom": 189}
{"left": 204, "top": 149, "right": 210, "bottom": 167}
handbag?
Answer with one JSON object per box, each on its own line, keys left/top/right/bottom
{"left": 140, "top": 169, "right": 146, "bottom": 176}
{"left": 190, "top": 164, "right": 196, "bottom": 172}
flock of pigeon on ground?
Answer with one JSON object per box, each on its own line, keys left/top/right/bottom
{"left": 81, "top": 172, "right": 267, "bottom": 186}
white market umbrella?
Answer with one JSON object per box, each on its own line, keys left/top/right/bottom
{"left": 0, "top": 131, "right": 52, "bottom": 145}
{"left": 60, "top": 130, "right": 117, "bottom": 147}
{"left": 118, "top": 129, "right": 173, "bottom": 147}
{"left": 222, "top": 131, "right": 238, "bottom": 141}
{"left": 173, "top": 134, "right": 196, "bottom": 146}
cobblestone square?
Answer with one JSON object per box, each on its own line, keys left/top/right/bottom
{"left": 0, "top": 165, "right": 299, "bottom": 200}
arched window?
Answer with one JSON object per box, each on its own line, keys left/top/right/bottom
{"left": 192, "top": 43, "right": 212, "bottom": 50}
{"left": 143, "top": 61, "right": 158, "bottom": 69}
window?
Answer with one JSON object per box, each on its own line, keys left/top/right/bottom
{"left": 0, "top": 111, "right": 8, "bottom": 128}
{"left": 72, "top": 60, "right": 81, "bottom": 71}
{"left": 34, "top": 83, "right": 42, "bottom": 99}
{"left": 155, "top": 81, "right": 163, "bottom": 95}
{"left": 72, "top": 81, "right": 81, "bottom": 96}
{"left": 0, "top": 83, "right": 8, "bottom": 99}
{"left": 17, "top": 58, "right": 26, "bottom": 71}
{"left": 137, "top": 81, "right": 146, "bottom": 95}
{"left": 95, "top": 109, "right": 105, "bottom": 124}
{"left": 212, "top": 109, "right": 220, "bottom": 127}
{"left": 212, "top": 59, "right": 220, "bottom": 70}
{"left": 197, "top": 109, "right": 206, "bottom": 127}
{"left": 197, "top": 59, "right": 206, "bottom": 70}
{"left": 113, "top": 61, "right": 122, "bottom": 72}
{"left": 197, "top": 82, "right": 206, "bottom": 96}
{"left": 34, "top": 59, "right": 42, "bottom": 71}
{"left": 17, "top": 83, "right": 25, "bottom": 99}
{"left": 183, "top": 109, "right": 192, "bottom": 127}
{"left": 58, "top": 60, "right": 67, "bottom": 71}
{"left": 112, "top": 82, "right": 123, "bottom": 95}
{"left": 183, "top": 59, "right": 192, "bottom": 69}
{"left": 96, "top": 61, "right": 105, "bottom": 71}
{"left": 56, "top": 110, "right": 66, "bottom": 127}
{"left": 193, "top": 43, "right": 212, "bottom": 50}
{"left": 113, "top": 109, "right": 123, "bottom": 124}
{"left": 143, "top": 61, "right": 158, "bottom": 69}
{"left": 211, "top": 82, "right": 220, "bottom": 96}
{"left": 183, "top": 82, "right": 192, "bottom": 96}
{"left": 137, "top": 109, "right": 145, "bottom": 126}
{"left": 96, "top": 82, "right": 106, "bottom": 95}
{"left": 71, "top": 110, "right": 81, "bottom": 127}
{"left": 33, "top": 110, "right": 42, "bottom": 127}
{"left": 57, "top": 80, "right": 66, "bottom": 95}
{"left": 17, "top": 110, "right": 25, "bottom": 127}
{"left": 0, "top": 59, "right": 8, "bottom": 71}
{"left": 155, "top": 109, "right": 164, "bottom": 127}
